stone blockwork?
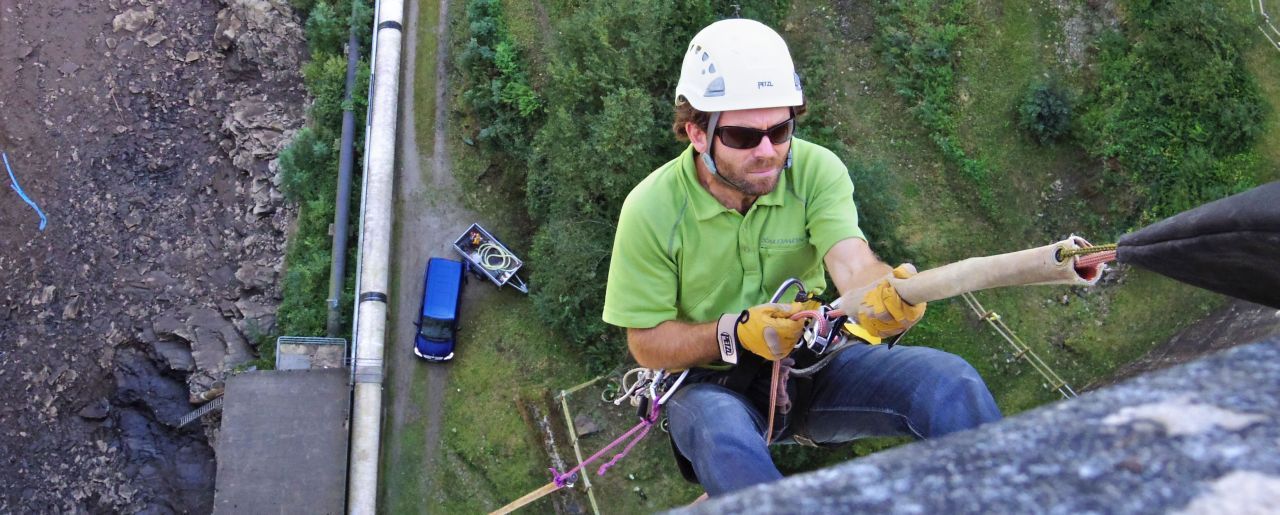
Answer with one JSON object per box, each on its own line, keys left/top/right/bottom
{"left": 681, "top": 338, "right": 1280, "bottom": 514}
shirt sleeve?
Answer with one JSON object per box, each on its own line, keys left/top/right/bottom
{"left": 804, "top": 144, "right": 867, "bottom": 260}
{"left": 602, "top": 191, "right": 679, "bottom": 329}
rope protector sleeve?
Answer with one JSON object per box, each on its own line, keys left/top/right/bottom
{"left": 888, "top": 236, "right": 1103, "bottom": 306}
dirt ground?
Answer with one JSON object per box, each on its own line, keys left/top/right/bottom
{"left": 0, "top": 0, "right": 303, "bottom": 511}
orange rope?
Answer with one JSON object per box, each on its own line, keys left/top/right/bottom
{"left": 766, "top": 361, "right": 780, "bottom": 445}
{"left": 1076, "top": 249, "right": 1116, "bottom": 269}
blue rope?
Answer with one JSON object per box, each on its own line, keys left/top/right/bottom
{"left": 3, "top": 151, "right": 47, "bottom": 231}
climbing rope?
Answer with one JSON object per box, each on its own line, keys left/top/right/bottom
{"left": 491, "top": 370, "right": 687, "bottom": 514}
{"left": 1057, "top": 243, "right": 1117, "bottom": 259}
{"left": 1058, "top": 242, "right": 1118, "bottom": 278}
{"left": 1074, "top": 249, "right": 1117, "bottom": 270}
{"left": 961, "top": 292, "right": 1077, "bottom": 399}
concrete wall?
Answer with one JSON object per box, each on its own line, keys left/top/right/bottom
{"left": 680, "top": 338, "right": 1280, "bottom": 514}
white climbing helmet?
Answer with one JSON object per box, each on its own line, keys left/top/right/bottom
{"left": 674, "top": 19, "right": 803, "bottom": 112}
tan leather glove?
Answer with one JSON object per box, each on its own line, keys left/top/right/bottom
{"left": 840, "top": 264, "right": 927, "bottom": 339}
{"left": 715, "top": 301, "right": 819, "bottom": 362}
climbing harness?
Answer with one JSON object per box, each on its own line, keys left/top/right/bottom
{"left": 490, "top": 368, "right": 688, "bottom": 514}
{"left": 760, "top": 278, "right": 881, "bottom": 443}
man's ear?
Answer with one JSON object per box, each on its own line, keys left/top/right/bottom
{"left": 687, "top": 122, "right": 709, "bottom": 154}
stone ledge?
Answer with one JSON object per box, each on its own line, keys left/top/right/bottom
{"left": 678, "top": 338, "right": 1280, "bottom": 514}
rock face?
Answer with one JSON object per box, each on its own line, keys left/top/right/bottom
{"left": 682, "top": 338, "right": 1280, "bottom": 514}
{"left": 215, "top": 0, "right": 305, "bottom": 82}
{"left": 0, "top": 0, "right": 305, "bottom": 511}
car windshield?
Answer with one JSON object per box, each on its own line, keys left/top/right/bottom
{"left": 417, "top": 316, "right": 452, "bottom": 341}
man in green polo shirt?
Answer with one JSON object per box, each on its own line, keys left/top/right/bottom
{"left": 601, "top": 18, "right": 1001, "bottom": 496}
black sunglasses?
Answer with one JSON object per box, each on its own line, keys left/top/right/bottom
{"left": 714, "top": 117, "right": 796, "bottom": 150}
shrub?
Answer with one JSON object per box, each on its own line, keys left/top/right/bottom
{"left": 303, "top": 54, "right": 372, "bottom": 144}
{"left": 305, "top": 1, "right": 347, "bottom": 58}
{"left": 289, "top": 0, "right": 319, "bottom": 17}
{"left": 1018, "top": 81, "right": 1072, "bottom": 145}
{"left": 278, "top": 127, "right": 333, "bottom": 202}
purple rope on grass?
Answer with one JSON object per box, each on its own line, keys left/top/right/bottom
{"left": 596, "top": 404, "right": 660, "bottom": 476}
{"left": 551, "top": 403, "right": 662, "bottom": 488}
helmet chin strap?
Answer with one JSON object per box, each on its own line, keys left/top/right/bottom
{"left": 700, "top": 110, "right": 794, "bottom": 194}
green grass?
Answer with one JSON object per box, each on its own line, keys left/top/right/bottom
{"left": 380, "top": 374, "right": 429, "bottom": 513}
{"left": 412, "top": 0, "right": 440, "bottom": 152}
{"left": 1242, "top": 35, "right": 1280, "bottom": 183}
{"left": 500, "top": 0, "right": 552, "bottom": 90}
{"left": 954, "top": 0, "right": 1095, "bottom": 240}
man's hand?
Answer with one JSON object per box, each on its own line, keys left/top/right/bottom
{"left": 839, "top": 264, "right": 926, "bottom": 339}
{"left": 717, "top": 301, "right": 818, "bottom": 362}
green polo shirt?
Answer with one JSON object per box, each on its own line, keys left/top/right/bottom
{"left": 602, "top": 137, "right": 865, "bottom": 329}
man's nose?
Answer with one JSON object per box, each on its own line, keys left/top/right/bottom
{"left": 750, "top": 132, "right": 779, "bottom": 157}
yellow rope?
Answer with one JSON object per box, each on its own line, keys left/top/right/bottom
{"left": 1057, "top": 243, "right": 1117, "bottom": 259}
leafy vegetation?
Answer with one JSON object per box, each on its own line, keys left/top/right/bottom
{"left": 1077, "top": 0, "right": 1267, "bottom": 223}
{"left": 274, "top": 0, "right": 373, "bottom": 346}
{"left": 1018, "top": 81, "right": 1073, "bottom": 145}
{"left": 876, "top": 0, "right": 1000, "bottom": 215}
{"left": 457, "top": 0, "right": 544, "bottom": 181}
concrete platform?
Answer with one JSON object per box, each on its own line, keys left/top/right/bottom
{"left": 214, "top": 369, "right": 350, "bottom": 514}
{"left": 681, "top": 338, "right": 1280, "bottom": 514}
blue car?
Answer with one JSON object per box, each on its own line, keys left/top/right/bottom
{"left": 413, "top": 257, "right": 466, "bottom": 362}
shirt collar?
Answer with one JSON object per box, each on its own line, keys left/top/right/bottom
{"left": 680, "top": 144, "right": 789, "bottom": 221}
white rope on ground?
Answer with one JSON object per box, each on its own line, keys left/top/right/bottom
{"left": 1256, "top": 0, "right": 1280, "bottom": 52}
{"left": 961, "top": 292, "right": 1078, "bottom": 399}
{"left": 558, "top": 389, "right": 602, "bottom": 515}
{"left": 1261, "top": 26, "right": 1280, "bottom": 51}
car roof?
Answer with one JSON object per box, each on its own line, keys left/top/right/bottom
{"left": 422, "top": 257, "right": 463, "bottom": 319}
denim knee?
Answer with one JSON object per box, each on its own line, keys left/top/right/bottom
{"left": 666, "top": 384, "right": 781, "bottom": 495}
{"left": 920, "top": 352, "right": 1002, "bottom": 436}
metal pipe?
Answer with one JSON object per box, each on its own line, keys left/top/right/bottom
{"left": 327, "top": 6, "right": 362, "bottom": 338}
{"left": 347, "top": 0, "right": 404, "bottom": 512}
{"left": 350, "top": 0, "right": 382, "bottom": 382}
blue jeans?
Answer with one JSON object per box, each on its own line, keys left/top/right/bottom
{"left": 666, "top": 344, "right": 1002, "bottom": 496}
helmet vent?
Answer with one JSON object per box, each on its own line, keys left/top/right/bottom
{"left": 704, "top": 77, "right": 725, "bottom": 97}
